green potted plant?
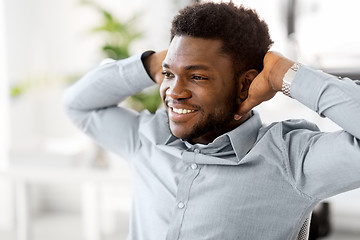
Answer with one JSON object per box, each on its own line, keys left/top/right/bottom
{"left": 82, "top": 0, "right": 162, "bottom": 113}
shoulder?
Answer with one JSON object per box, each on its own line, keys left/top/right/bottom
{"left": 279, "top": 119, "right": 320, "bottom": 133}
{"left": 257, "top": 119, "right": 320, "bottom": 142}
{"left": 253, "top": 119, "right": 323, "bottom": 173}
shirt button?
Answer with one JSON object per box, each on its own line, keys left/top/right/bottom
{"left": 194, "top": 149, "right": 200, "bottom": 154}
{"left": 190, "top": 163, "right": 198, "bottom": 170}
{"left": 178, "top": 202, "right": 185, "bottom": 209}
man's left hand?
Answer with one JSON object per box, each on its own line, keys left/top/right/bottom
{"left": 236, "top": 51, "right": 294, "bottom": 116}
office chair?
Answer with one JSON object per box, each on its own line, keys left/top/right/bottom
{"left": 297, "top": 202, "right": 332, "bottom": 240}
{"left": 297, "top": 217, "right": 311, "bottom": 240}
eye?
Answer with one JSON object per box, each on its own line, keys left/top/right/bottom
{"left": 192, "top": 75, "right": 208, "bottom": 81}
{"left": 161, "top": 71, "right": 174, "bottom": 79}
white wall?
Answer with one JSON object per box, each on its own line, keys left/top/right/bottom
{"left": 0, "top": 0, "right": 9, "bottom": 170}
{"left": 0, "top": 0, "right": 14, "bottom": 231}
{"left": 295, "top": 0, "right": 360, "bottom": 68}
{"left": 4, "top": 0, "right": 191, "bottom": 86}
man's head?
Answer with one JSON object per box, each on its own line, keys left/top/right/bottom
{"left": 160, "top": 2, "right": 273, "bottom": 144}
{"left": 170, "top": 1, "right": 273, "bottom": 74}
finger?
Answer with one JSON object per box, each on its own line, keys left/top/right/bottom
{"left": 236, "top": 98, "right": 258, "bottom": 116}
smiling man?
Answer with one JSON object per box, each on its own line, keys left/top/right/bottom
{"left": 161, "top": 36, "right": 250, "bottom": 144}
{"left": 64, "top": 2, "right": 360, "bottom": 240}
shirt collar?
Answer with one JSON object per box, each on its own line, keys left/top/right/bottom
{"left": 226, "top": 111, "right": 262, "bottom": 162}
{"left": 164, "top": 111, "right": 262, "bottom": 164}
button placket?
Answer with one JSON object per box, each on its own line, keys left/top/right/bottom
{"left": 190, "top": 148, "right": 200, "bottom": 170}
{"left": 177, "top": 201, "right": 185, "bottom": 209}
{"left": 166, "top": 150, "right": 201, "bottom": 240}
{"left": 190, "top": 163, "right": 198, "bottom": 170}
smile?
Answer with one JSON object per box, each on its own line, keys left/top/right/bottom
{"left": 171, "top": 107, "right": 196, "bottom": 114}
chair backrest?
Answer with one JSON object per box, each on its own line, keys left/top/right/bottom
{"left": 297, "top": 217, "right": 311, "bottom": 240}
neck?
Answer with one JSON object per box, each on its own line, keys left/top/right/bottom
{"left": 190, "top": 111, "right": 252, "bottom": 144}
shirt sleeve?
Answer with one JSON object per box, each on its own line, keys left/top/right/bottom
{"left": 291, "top": 66, "right": 360, "bottom": 139}
{"left": 284, "top": 66, "right": 360, "bottom": 200}
{"left": 63, "top": 53, "right": 155, "bottom": 159}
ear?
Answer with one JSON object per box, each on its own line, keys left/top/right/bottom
{"left": 233, "top": 69, "right": 258, "bottom": 121}
{"left": 238, "top": 69, "right": 258, "bottom": 101}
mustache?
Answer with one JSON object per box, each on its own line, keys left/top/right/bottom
{"left": 164, "top": 98, "right": 201, "bottom": 109}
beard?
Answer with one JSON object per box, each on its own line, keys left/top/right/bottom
{"left": 173, "top": 86, "right": 238, "bottom": 143}
{"left": 180, "top": 99, "right": 237, "bottom": 143}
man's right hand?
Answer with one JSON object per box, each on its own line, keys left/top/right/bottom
{"left": 143, "top": 50, "right": 167, "bottom": 85}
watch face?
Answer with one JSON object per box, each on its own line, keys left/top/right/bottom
{"left": 283, "top": 68, "right": 297, "bottom": 84}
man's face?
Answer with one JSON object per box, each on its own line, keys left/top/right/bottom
{"left": 160, "top": 36, "right": 241, "bottom": 144}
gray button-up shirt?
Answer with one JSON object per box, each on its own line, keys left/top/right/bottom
{"left": 63, "top": 53, "right": 360, "bottom": 240}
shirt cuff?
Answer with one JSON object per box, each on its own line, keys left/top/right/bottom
{"left": 115, "top": 52, "right": 156, "bottom": 94}
{"left": 291, "top": 66, "right": 333, "bottom": 113}
{"left": 141, "top": 50, "right": 156, "bottom": 80}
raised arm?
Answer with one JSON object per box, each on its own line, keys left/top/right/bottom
{"left": 238, "top": 51, "right": 360, "bottom": 139}
{"left": 243, "top": 52, "right": 360, "bottom": 200}
{"left": 63, "top": 51, "right": 166, "bottom": 158}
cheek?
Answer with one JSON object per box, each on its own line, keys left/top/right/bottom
{"left": 204, "top": 90, "right": 235, "bottom": 111}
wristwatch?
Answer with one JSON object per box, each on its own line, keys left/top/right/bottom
{"left": 282, "top": 62, "right": 302, "bottom": 98}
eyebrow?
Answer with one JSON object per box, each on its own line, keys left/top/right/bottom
{"left": 162, "top": 62, "right": 211, "bottom": 71}
{"left": 162, "top": 62, "right": 170, "bottom": 68}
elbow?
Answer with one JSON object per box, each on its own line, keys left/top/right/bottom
{"left": 62, "top": 86, "right": 77, "bottom": 114}
{"left": 62, "top": 86, "right": 91, "bottom": 132}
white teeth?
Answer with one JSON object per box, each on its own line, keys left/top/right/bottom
{"left": 171, "top": 107, "right": 195, "bottom": 114}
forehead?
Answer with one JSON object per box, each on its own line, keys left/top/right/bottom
{"left": 164, "top": 35, "right": 232, "bottom": 70}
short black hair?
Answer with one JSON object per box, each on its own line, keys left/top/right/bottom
{"left": 171, "top": 2, "right": 273, "bottom": 74}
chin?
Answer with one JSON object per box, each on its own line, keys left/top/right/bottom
{"left": 170, "top": 129, "right": 186, "bottom": 140}
{"left": 169, "top": 125, "right": 191, "bottom": 140}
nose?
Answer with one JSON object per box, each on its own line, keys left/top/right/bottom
{"left": 166, "top": 78, "right": 191, "bottom": 100}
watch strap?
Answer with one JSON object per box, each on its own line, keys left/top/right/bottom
{"left": 282, "top": 62, "right": 302, "bottom": 98}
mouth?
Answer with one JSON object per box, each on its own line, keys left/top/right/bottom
{"left": 167, "top": 104, "right": 199, "bottom": 122}
{"left": 170, "top": 107, "right": 196, "bottom": 114}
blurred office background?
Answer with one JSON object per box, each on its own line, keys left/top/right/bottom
{"left": 0, "top": 0, "right": 360, "bottom": 239}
